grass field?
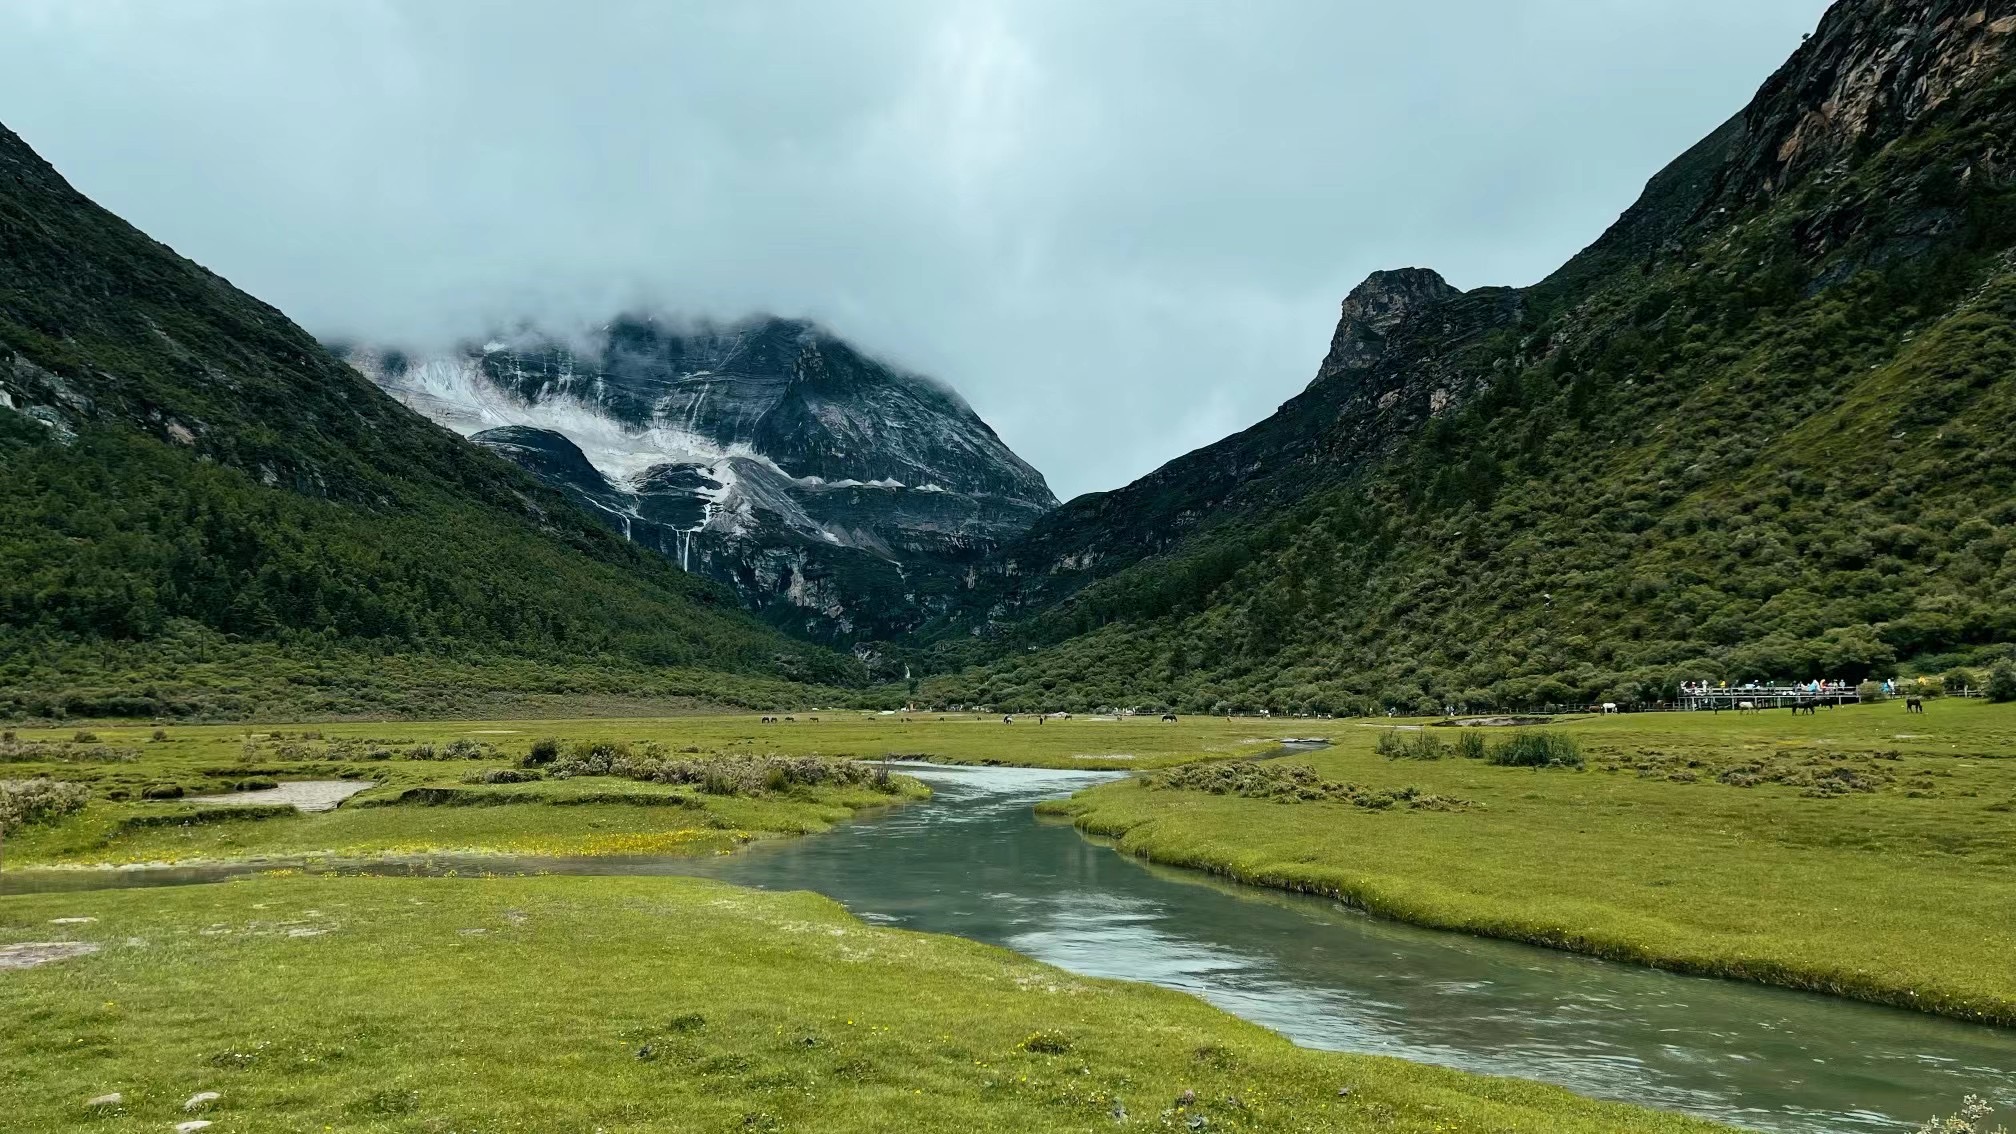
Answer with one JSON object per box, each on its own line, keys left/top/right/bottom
{"left": 1040, "top": 700, "right": 2016, "bottom": 1025}
{"left": 9, "top": 703, "right": 2015, "bottom": 1031}
{"left": 2, "top": 743, "right": 930, "bottom": 871}
{"left": 0, "top": 873, "right": 1734, "bottom": 1134}
{"left": 0, "top": 714, "right": 1282, "bottom": 867}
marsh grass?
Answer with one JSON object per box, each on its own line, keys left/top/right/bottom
{"left": 1149, "top": 761, "right": 1472, "bottom": 811}
{"left": 1485, "top": 732, "right": 1583, "bottom": 768}
{"left": 0, "top": 724, "right": 935, "bottom": 868}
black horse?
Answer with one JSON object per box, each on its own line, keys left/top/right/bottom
{"left": 1161, "top": 713, "right": 1179, "bottom": 723}
{"left": 1906, "top": 696, "right": 1925, "bottom": 714}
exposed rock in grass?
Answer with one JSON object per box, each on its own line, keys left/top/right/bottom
{"left": 0, "top": 941, "right": 99, "bottom": 970}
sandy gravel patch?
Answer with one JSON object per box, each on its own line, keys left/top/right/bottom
{"left": 186, "top": 780, "right": 373, "bottom": 812}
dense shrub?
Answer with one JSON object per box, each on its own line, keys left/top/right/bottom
{"left": 463, "top": 767, "right": 544, "bottom": 785}
{"left": 524, "top": 738, "right": 562, "bottom": 766}
{"left": 547, "top": 745, "right": 900, "bottom": 798}
{"left": 1454, "top": 732, "right": 1489, "bottom": 761}
{"left": 0, "top": 737, "right": 138, "bottom": 764}
{"left": 0, "top": 777, "right": 90, "bottom": 828}
{"left": 1987, "top": 662, "right": 2016, "bottom": 704}
{"left": 1485, "top": 732, "right": 1583, "bottom": 769}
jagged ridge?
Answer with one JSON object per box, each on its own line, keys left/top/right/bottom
{"left": 916, "top": 0, "right": 2016, "bottom": 710}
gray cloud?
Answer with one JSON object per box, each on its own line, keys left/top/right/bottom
{"left": 1, "top": 0, "right": 1831, "bottom": 499}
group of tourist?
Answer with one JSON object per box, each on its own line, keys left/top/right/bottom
{"left": 1678, "top": 679, "right": 1855, "bottom": 695}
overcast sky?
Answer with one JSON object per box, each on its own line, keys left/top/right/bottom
{"left": 1, "top": 0, "right": 1831, "bottom": 500}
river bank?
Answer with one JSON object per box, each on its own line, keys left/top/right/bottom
{"left": 1038, "top": 702, "right": 2016, "bottom": 1027}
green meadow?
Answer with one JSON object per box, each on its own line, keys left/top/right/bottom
{"left": 0, "top": 874, "right": 1733, "bottom": 1134}
{"left": 1042, "top": 700, "right": 2016, "bottom": 1024}
{"left": 0, "top": 713, "right": 1290, "bottom": 868}
{"left": 3, "top": 703, "right": 2012, "bottom": 1130}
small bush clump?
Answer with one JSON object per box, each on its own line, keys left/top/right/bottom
{"left": 1019, "top": 1031, "right": 1074, "bottom": 1055}
{"left": 1914, "top": 1094, "right": 2007, "bottom": 1134}
{"left": 0, "top": 777, "right": 90, "bottom": 828}
{"left": 462, "top": 767, "right": 544, "bottom": 785}
{"left": 1375, "top": 731, "right": 1447, "bottom": 761}
{"left": 524, "top": 737, "right": 562, "bottom": 766}
{"left": 1486, "top": 732, "right": 1583, "bottom": 769}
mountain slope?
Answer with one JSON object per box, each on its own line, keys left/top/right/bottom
{"left": 343, "top": 318, "right": 1055, "bottom": 645}
{"left": 922, "top": 0, "right": 2016, "bottom": 712}
{"left": 0, "top": 122, "right": 859, "bottom": 718}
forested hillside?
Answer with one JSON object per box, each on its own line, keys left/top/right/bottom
{"left": 921, "top": 0, "right": 2016, "bottom": 713}
{"left": 0, "top": 123, "right": 859, "bottom": 719}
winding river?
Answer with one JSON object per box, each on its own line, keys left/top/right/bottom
{"left": 8, "top": 763, "right": 2014, "bottom": 1132}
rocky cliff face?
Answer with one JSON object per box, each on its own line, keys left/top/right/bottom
{"left": 342, "top": 317, "right": 1056, "bottom": 645}
{"left": 963, "top": 268, "right": 1525, "bottom": 620}
{"left": 1724, "top": 1, "right": 2016, "bottom": 202}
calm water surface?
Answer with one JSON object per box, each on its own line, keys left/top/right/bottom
{"left": 8, "top": 763, "right": 2012, "bottom": 1133}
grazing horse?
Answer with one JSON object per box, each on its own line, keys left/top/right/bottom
{"left": 761, "top": 716, "right": 777, "bottom": 723}
{"left": 1161, "top": 713, "right": 1179, "bottom": 723}
{"left": 1737, "top": 701, "right": 1758, "bottom": 714}
{"left": 1601, "top": 702, "right": 1619, "bottom": 714}
{"left": 1790, "top": 701, "right": 1817, "bottom": 716}
{"left": 1906, "top": 696, "right": 1925, "bottom": 714}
